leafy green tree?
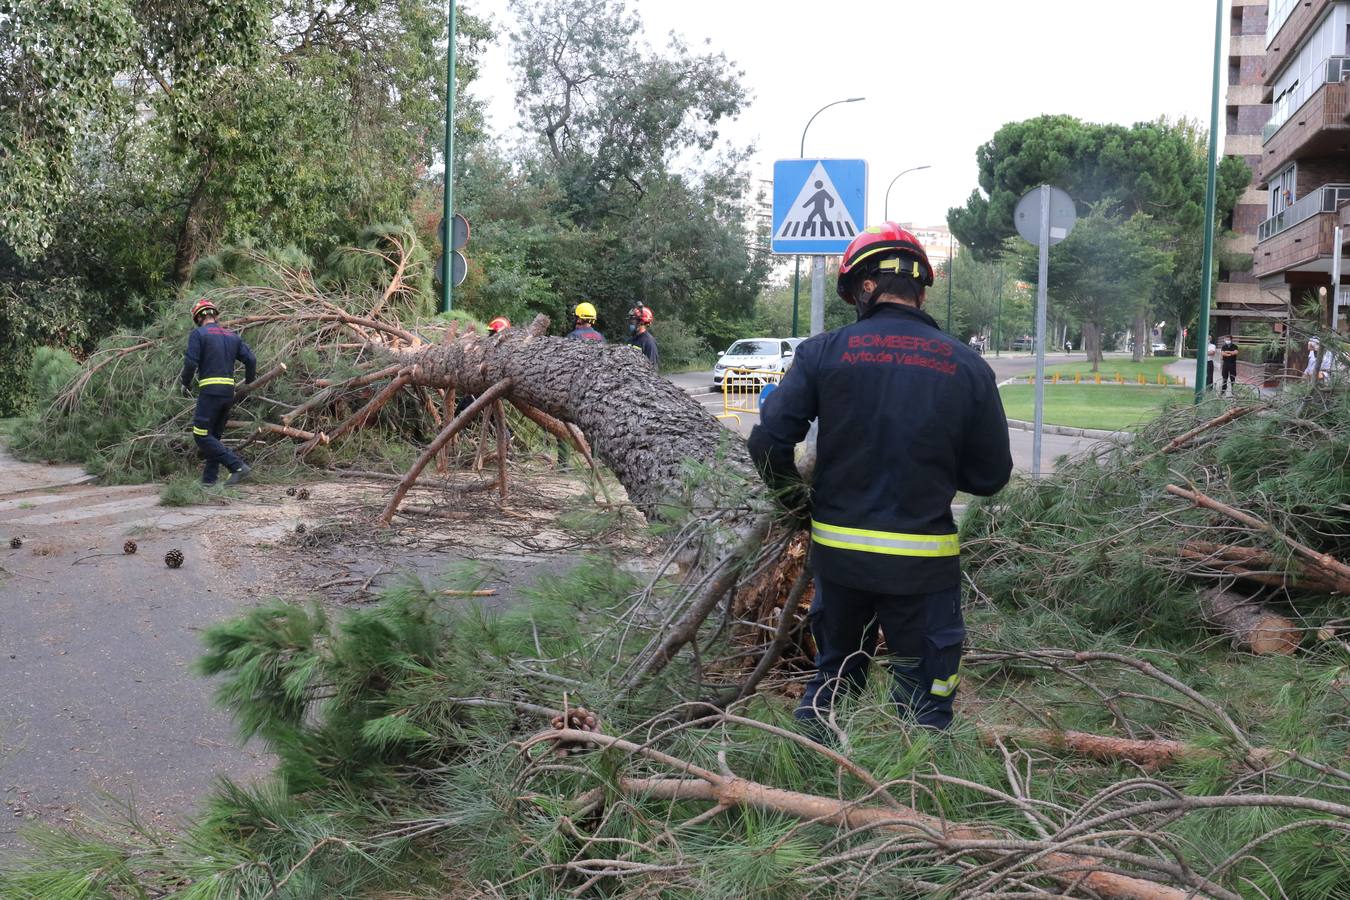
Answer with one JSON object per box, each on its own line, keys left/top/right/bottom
{"left": 950, "top": 116, "right": 1248, "bottom": 361}
{"left": 0, "top": 0, "right": 136, "bottom": 259}
{"left": 1009, "top": 209, "right": 1171, "bottom": 370}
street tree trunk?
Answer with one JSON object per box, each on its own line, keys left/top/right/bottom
{"left": 391, "top": 319, "right": 769, "bottom": 523}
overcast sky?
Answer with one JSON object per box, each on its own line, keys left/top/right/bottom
{"left": 465, "top": 0, "right": 1229, "bottom": 228}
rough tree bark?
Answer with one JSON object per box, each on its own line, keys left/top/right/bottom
{"left": 389, "top": 319, "right": 768, "bottom": 523}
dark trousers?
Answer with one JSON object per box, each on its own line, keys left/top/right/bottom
{"left": 1220, "top": 363, "right": 1237, "bottom": 395}
{"left": 193, "top": 392, "right": 243, "bottom": 484}
{"left": 796, "top": 577, "right": 965, "bottom": 730}
{"left": 1206, "top": 360, "right": 1214, "bottom": 390}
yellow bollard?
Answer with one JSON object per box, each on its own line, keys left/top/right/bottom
{"left": 1115, "top": 372, "right": 1124, "bottom": 384}
{"left": 1138, "top": 373, "right": 1146, "bottom": 385}
{"left": 1053, "top": 372, "right": 1060, "bottom": 384}
{"left": 1094, "top": 372, "right": 1101, "bottom": 385}
{"left": 1074, "top": 372, "right": 1081, "bottom": 384}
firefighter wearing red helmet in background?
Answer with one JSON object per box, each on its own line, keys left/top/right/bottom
{"left": 747, "top": 223, "right": 1012, "bottom": 732}
{"left": 181, "top": 298, "right": 258, "bottom": 486}
{"left": 487, "top": 316, "right": 511, "bottom": 334}
{"left": 627, "top": 303, "right": 659, "bottom": 370}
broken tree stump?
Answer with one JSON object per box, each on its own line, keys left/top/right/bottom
{"left": 1199, "top": 586, "right": 1300, "bottom": 655}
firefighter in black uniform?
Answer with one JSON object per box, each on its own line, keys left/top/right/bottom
{"left": 627, "top": 304, "right": 659, "bottom": 370}
{"left": 181, "top": 298, "right": 257, "bottom": 486}
{"left": 748, "top": 223, "right": 1012, "bottom": 731}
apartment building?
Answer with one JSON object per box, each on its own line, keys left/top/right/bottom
{"left": 1248, "top": 0, "right": 1350, "bottom": 361}
{"left": 1214, "top": 0, "right": 1274, "bottom": 346}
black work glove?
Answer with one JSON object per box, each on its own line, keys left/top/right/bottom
{"left": 780, "top": 485, "right": 812, "bottom": 531}
{"left": 180, "top": 382, "right": 194, "bottom": 399}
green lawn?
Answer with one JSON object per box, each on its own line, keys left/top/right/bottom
{"left": 1043, "top": 356, "right": 1180, "bottom": 380}
{"left": 999, "top": 383, "right": 1186, "bottom": 432}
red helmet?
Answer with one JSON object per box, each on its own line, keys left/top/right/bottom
{"left": 836, "top": 222, "right": 935, "bottom": 303}
{"left": 487, "top": 316, "right": 511, "bottom": 333}
{"left": 628, "top": 304, "right": 653, "bottom": 326}
{"left": 190, "top": 297, "right": 219, "bottom": 323}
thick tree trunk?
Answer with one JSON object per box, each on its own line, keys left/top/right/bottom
{"left": 1133, "top": 309, "right": 1147, "bottom": 363}
{"left": 173, "top": 156, "right": 216, "bottom": 285}
{"left": 1199, "top": 587, "right": 1300, "bottom": 655}
{"left": 1085, "top": 321, "right": 1102, "bottom": 372}
{"left": 392, "top": 320, "right": 767, "bottom": 521}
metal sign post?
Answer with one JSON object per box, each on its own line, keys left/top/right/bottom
{"left": 810, "top": 257, "right": 825, "bottom": 335}
{"left": 1333, "top": 226, "right": 1344, "bottom": 332}
{"left": 1015, "top": 185, "right": 1077, "bottom": 479}
{"left": 1033, "top": 187, "right": 1051, "bottom": 479}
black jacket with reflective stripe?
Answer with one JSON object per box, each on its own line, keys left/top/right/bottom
{"left": 181, "top": 324, "right": 257, "bottom": 396}
{"left": 747, "top": 304, "right": 1012, "bottom": 593}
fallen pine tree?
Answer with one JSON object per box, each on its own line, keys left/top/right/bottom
{"left": 5, "top": 250, "right": 1349, "bottom": 898}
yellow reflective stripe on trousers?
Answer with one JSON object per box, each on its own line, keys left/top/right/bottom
{"left": 810, "top": 520, "right": 959, "bottom": 557}
{"left": 930, "top": 672, "right": 960, "bottom": 697}
{"left": 192, "top": 427, "right": 209, "bottom": 436}
{"left": 197, "top": 377, "right": 235, "bottom": 387}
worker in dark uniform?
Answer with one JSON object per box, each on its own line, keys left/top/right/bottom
{"left": 748, "top": 223, "right": 1012, "bottom": 731}
{"left": 568, "top": 303, "right": 606, "bottom": 343}
{"left": 627, "top": 304, "right": 659, "bottom": 370}
{"left": 181, "top": 298, "right": 257, "bottom": 486}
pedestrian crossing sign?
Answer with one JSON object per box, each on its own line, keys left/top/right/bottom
{"left": 771, "top": 158, "right": 867, "bottom": 255}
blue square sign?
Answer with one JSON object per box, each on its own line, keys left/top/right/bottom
{"left": 771, "top": 158, "right": 868, "bottom": 255}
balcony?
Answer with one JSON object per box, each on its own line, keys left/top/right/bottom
{"left": 1266, "top": 0, "right": 1302, "bottom": 47}
{"left": 1258, "top": 183, "right": 1350, "bottom": 241}
{"left": 1254, "top": 184, "right": 1350, "bottom": 277}
{"left": 1262, "top": 56, "right": 1350, "bottom": 142}
{"left": 1265, "top": 0, "right": 1332, "bottom": 90}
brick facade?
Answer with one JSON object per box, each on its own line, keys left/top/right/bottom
{"left": 1219, "top": 1, "right": 1272, "bottom": 326}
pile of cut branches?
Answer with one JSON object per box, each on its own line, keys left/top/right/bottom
{"left": 962, "top": 387, "right": 1350, "bottom": 654}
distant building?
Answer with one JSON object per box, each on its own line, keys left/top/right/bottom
{"left": 902, "top": 224, "right": 958, "bottom": 266}
{"left": 1214, "top": 0, "right": 1273, "bottom": 347}
{"left": 1240, "top": 0, "right": 1350, "bottom": 376}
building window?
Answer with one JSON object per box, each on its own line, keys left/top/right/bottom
{"left": 1269, "top": 165, "right": 1297, "bottom": 217}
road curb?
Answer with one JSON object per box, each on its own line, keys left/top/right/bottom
{"left": 1004, "top": 419, "right": 1129, "bottom": 440}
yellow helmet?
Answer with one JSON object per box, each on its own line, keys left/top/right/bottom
{"left": 574, "top": 302, "right": 597, "bottom": 322}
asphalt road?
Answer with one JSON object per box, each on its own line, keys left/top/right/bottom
{"left": 669, "top": 350, "right": 1110, "bottom": 473}
{"left": 0, "top": 451, "right": 272, "bottom": 851}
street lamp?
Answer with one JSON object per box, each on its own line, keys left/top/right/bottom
{"left": 791, "top": 96, "right": 865, "bottom": 337}
{"left": 883, "top": 165, "right": 931, "bottom": 221}
{"left": 946, "top": 231, "right": 954, "bottom": 332}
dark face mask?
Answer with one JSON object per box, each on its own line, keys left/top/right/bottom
{"left": 628, "top": 322, "right": 638, "bottom": 336}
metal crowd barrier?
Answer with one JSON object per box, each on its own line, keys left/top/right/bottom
{"left": 716, "top": 367, "right": 783, "bottom": 426}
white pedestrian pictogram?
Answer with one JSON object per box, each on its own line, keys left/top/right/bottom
{"left": 775, "top": 162, "right": 859, "bottom": 241}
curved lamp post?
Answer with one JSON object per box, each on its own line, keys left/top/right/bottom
{"left": 791, "top": 96, "right": 865, "bottom": 337}
{"left": 882, "top": 164, "right": 931, "bottom": 221}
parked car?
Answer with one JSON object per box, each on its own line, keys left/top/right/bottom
{"left": 1011, "top": 335, "right": 1035, "bottom": 351}
{"left": 712, "top": 338, "right": 802, "bottom": 391}
{"left": 1152, "top": 340, "right": 1168, "bottom": 353}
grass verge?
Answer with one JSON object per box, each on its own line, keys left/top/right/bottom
{"left": 1043, "top": 356, "right": 1180, "bottom": 380}
{"left": 999, "top": 383, "right": 1185, "bottom": 431}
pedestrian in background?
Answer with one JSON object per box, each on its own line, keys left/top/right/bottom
{"left": 1219, "top": 334, "right": 1239, "bottom": 396}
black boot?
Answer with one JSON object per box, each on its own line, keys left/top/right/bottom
{"left": 225, "top": 463, "right": 252, "bottom": 486}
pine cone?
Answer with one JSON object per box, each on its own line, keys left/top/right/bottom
{"left": 164, "top": 548, "right": 184, "bottom": 569}
{"left": 294, "top": 523, "right": 307, "bottom": 535}
{"left": 123, "top": 540, "right": 138, "bottom": 555}
{"left": 549, "top": 706, "right": 601, "bottom": 757}
{"left": 286, "top": 487, "right": 297, "bottom": 496}
{"left": 8, "top": 537, "right": 21, "bottom": 549}
{"left": 296, "top": 488, "right": 311, "bottom": 500}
